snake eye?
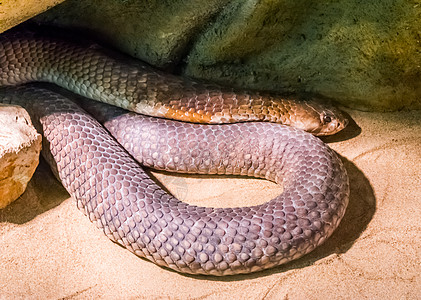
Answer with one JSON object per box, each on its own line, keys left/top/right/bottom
{"left": 322, "top": 114, "right": 332, "bottom": 124}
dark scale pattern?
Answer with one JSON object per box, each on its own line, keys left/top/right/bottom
{"left": 0, "top": 85, "right": 349, "bottom": 275}
{"left": 0, "top": 28, "right": 347, "bottom": 136}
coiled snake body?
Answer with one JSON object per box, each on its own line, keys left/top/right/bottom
{"left": 0, "top": 28, "right": 349, "bottom": 275}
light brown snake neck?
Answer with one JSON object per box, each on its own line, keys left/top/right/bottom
{"left": 0, "top": 27, "right": 350, "bottom": 275}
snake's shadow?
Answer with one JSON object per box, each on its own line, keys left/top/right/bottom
{"left": 0, "top": 157, "right": 69, "bottom": 224}
{"left": 178, "top": 155, "right": 376, "bottom": 281}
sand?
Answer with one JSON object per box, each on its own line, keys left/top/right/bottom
{"left": 0, "top": 108, "right": 420, "bottom": 299}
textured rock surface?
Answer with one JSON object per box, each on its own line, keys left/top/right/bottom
{"left": 0, "top": 104, "right": 42, "bottom": 209}
{"left": 0, "top": 0, "right": 65, "bottom": 33}
{"left": 35, "top": 0, "right": 421, "bottom": 111}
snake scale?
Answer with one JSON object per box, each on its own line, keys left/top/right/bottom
{"left": 0, "top": 27, "right": 350, "bottom": 275}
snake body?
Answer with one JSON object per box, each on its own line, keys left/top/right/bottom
{"left": 0, "top": 27, "right": 350, "bottom": 275}
{"left": 0, "top": 28, "right": 347, "bottom": 136}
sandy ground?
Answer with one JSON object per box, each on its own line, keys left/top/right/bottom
{"left": 0, "top": 108, "right": 420, "bottom": 299}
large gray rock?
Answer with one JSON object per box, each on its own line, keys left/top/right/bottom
{"left": 35, "top": 0, "right": 421, "bottom": 111}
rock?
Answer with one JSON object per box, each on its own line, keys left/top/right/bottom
{"left": 36, "top": 0, "right": 228, "bottom": 69}
{"left": 0, "top": 0, "right": 66, "bottom": 33}
{"left": 0, "top": 104, "right": 42, "bottom": 209}
{"left": 35, "top": 0, "right": 421, "bottom": 111}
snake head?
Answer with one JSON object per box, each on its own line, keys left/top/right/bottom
{"left": 316, "top": 109, "right": 349, "bottom": 136}
{"left": 289, "top": 99, "right": 349, "bottom": 136}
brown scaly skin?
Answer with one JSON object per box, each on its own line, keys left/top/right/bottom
{"left": 0, "top": 27, "right": 347, "bottom": 136}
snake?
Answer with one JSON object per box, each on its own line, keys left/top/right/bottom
{"left": 0, "top": 27, "right": 350, "bottom": 276}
